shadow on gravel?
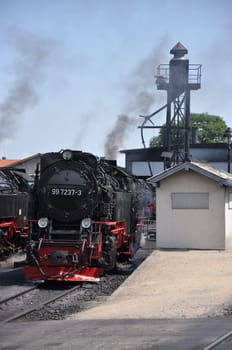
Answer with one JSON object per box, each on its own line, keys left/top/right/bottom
{"left": 0, "top": 267, "right": 26, "bottom": 285}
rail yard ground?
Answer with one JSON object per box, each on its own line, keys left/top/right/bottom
{"left": 69, "top": 249, "right": 232, "bottom": 320}
{"left": 1, "top": 249, "right": 232, "bottom": 349}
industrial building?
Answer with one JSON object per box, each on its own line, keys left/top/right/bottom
{"left": 121, "top": 143, "right": 231, "bottom": 178}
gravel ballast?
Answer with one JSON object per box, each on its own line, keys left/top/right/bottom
{"left": 68, "top": 250, "right": 232, "bottom": 320}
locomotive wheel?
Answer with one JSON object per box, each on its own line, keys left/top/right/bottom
{"left": 99, "top": 233, "right": 117, "bottom": 272}
{"left": 104, "top": 243, "right": 117, "bottom": 272}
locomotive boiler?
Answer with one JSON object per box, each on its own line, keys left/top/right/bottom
{"left": 0, "top": 168, "right": 30, "bottom": 259}
{"left": 24, "top": 149, "right": 155, "bottom": 282}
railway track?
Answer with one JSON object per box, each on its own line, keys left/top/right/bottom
{"left": 0, "top": 243, "right": 154, "bottom": 323}
{"left": 0, "top": 282, "right": 82, "bottom": 324}
{"left": 0, "top": 283, "right": 40, "bottom": 305}
{"left": 203, "top": 330, "right": 232, "bottom": 350}
{"left": 19, "top": 269, "right": 133, "bottom": 322}
{"left": 0, "top": 261, "right": 136, "bottom": 323}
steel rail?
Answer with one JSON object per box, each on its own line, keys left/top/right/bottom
{"left": 0, "top": 284, "right": 82, "bottom": 324}
{"left": 203, "top": 330, "right": 232, "bottom": 350}
{"left": 0, "top": 284, "right": 42, "bottom": 306}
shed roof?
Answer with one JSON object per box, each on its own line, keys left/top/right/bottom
{"left": 0, "top": 153, "right": 41, "bottom": 168}
{"left": 147, "top": 161, "right": 232, "bottom": 187}
{"left": 0, "top": 159, "right": 18, "bottom": 167}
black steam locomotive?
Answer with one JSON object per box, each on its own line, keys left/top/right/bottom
{"left": 0, "top": 168, "right": 30, "bottom": 259}
{"left": 24, "top": 150, "right": 155, "bottom": 282}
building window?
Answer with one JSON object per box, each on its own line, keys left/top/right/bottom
{"left": 171, "top": 192, "right": 209, "bottom": 209}
{"left": 229, "top": 192, "right": 232, "bottom": 209}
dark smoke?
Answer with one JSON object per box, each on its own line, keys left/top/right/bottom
{"left": 0, "top": 30, "right": 54, "bottom": 145}
{"left": 126, "top": 40, "right": 168, "bottom": 115}
{"left": 104, "top": 36, "right": 169, "bottom": 160}
{"left": 104, "top": 114, "right": 137, "bottom": 160}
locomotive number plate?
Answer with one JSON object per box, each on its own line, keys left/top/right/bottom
{"left": 50, "top": 188, "right": 82, "bottom": 196}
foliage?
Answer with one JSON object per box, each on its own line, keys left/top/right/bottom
{"left": 149, "top": 113, "right": 228, "bottom": 146}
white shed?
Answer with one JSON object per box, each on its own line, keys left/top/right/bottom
{"left": 148, "top": 161, "right": 232, "bottom": 250}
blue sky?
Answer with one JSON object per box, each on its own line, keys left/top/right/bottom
{"left": 0, "top": 0, "right": 231, "bottom": 165}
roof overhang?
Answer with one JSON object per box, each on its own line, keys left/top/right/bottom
{"left": 148, "top": 161, "right": 232, "bottom": 187}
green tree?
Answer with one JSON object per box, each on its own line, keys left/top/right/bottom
{"left": 150, "top": 113, "right": 228, "bottom": 146}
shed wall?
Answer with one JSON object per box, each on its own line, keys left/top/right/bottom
{"left": 156, "top": 170, "right": 225, "bottom": 249}
{"left": 225, "top": 189, "right": 232, "bottom": 249}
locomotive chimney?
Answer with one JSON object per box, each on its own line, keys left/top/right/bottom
{"left": 101, "top": 157, "right": 117, "bottom": 167}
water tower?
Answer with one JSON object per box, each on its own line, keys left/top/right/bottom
{"left": 139, "top": 42, "right": 201, "bottom": 169}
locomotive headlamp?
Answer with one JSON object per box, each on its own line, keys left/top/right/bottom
{"left": 62, "top": 150, "right": 73, "bottom": 160}
{"left": 81, "top": 217, "right": 91, "bottom": 229}
{"left": 38, "top": 217, "right": 48, "bottom": 228}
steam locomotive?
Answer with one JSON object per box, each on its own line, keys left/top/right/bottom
{"left": 0, "top": 168, "right": 30, "bottom": 260}
{"left": 24, "top": 149, "right": 155, "bottom": 282}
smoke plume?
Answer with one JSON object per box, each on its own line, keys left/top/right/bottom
{"left": 0, "top": 30, "right": 54, "bottom": 145}
{"left": 104, "top": 36, "right": 169, "bottom": 160}
{"left": 104, "top": 114, "right": 137, "bottom": 160}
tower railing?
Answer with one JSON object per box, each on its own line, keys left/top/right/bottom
{"left": 156, "top": 64, "right": 201, "bottom": 89}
